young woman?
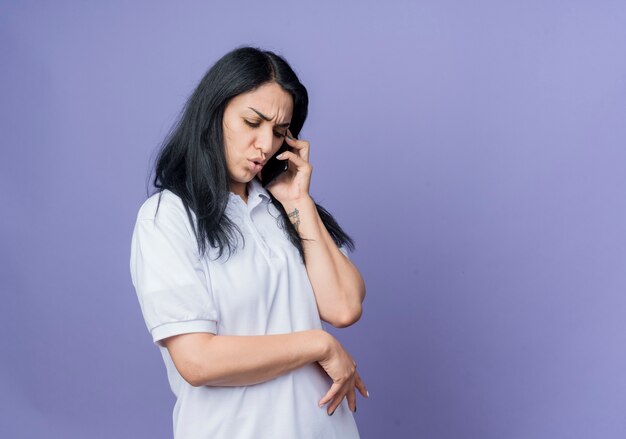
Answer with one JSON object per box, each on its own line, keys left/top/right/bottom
{"left": 130, "top": 46, "right": 368, "bottom": 438}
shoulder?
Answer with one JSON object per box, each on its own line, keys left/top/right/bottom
{"left": 131, "top": 190, "right": 201, "bottom": 256}
{"left": 136, "top": 189, "right": 189, "bottom": 223}
{"left": 133, "top": 189, "right": 199, "bottom": 238}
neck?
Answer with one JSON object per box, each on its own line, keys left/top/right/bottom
{"left": 230, "top": 180, "right": 249, "bottom": 203}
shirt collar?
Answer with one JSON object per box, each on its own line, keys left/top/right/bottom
{"left": 247, "top": 176, "right": 272, "bottom": 204}
{"left": 227, "top": 177, "right": 272, "bottom": 212}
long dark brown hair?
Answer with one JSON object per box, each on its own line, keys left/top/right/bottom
{"left": 148, "top": 45, "right": 354, "bottom": 263}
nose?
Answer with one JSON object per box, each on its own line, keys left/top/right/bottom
{"left": 254, "top": 128, "right": 275, "bottom": 157}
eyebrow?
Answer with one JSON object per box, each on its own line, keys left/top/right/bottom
{"left": 247, "top": 107, "right": 291, "bottom": 128}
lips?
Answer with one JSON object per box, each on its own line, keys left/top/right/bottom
{"left": 248, "top": 160, "right": 264, "bottom": 172}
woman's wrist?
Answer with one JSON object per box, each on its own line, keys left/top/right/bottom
{"left": 312, "top": 329, "right": 332, "bottom": 362}
{"left": 280, "top": 196, "right": 316, "bottom": 232}
{"left": 280, "top": 195, "right": 314, "bottom": 214}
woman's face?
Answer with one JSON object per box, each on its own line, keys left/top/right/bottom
{"left": 222, "top": 82, "right": 293, "bottom": 195}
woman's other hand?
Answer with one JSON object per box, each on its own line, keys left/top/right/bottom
{"left": 317, "top": 331, "right": 369, "bottom": 415}
{"left": 266, "top": 129, "right": 312, "bottom": 204}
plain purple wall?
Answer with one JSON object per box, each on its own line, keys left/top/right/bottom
{"left": 2, "top": 1, "right": 625, "bottom": 438}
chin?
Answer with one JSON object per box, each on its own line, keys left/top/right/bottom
{"left": 233, "top": 171, "right": 256, "bottom": 183}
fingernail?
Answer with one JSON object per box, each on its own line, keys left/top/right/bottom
{"left": 354, "top": 406, "right": 357, "bottom": 413}
{"left": 329, "top": 410, "right": 335, "bottom": 416}
{"left": 366, "top": 390, "right": 370, "bottom": 398}
{"left": 276, "top": 153, "right": 285, "bottom": 159}
{"left": 287, "top": 134, "right": 293, "bottom": 139}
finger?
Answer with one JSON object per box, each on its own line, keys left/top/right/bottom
{"left": 347, "top": 386, "right": 357, "bottom": 413}
{"left": 277, "top": 150, "right": 311, "bottom": 172}
{"left": 285, "top": 130, "right": 310, "bottom": 162}
{"left": 284, "top": 137, "right": 309, "bottom": 163}
{"left": 319, "top": 382, "right": 341, "bottom": 407}
{"left": 327, "top": 389, "right": 347, "bottom": 415}
{"left": 355, "top": 372, "right": 369, "bottom": 398}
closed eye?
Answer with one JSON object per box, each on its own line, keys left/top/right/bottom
{"left": 244, "top": 119, "right": 286, "bottom": 138}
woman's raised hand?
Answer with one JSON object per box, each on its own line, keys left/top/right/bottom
{"left": 317, "top": 331, "right": 369, "bottom": 415}
{"left": 265, "top": 128, "right": 313, "bottom": 204}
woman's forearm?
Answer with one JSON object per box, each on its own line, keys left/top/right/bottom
{"left": 281, "top": 196, "right": 365, "bottom": 327}
{"left": 192, "top": 329, "right": 329, "bottom": 387}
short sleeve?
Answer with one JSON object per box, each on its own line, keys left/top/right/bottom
{"left": 129, "top": 199, "right": 219, "bottom": 348}
{"left": 339, "top": 244, "right": 350, "bottom": 259}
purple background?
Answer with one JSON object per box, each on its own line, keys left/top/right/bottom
{"left": 2, "top": 1, "right": 625, "bottom": 438}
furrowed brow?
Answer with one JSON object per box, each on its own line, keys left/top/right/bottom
{"left": 248, "top": 107, "right": 291, "bottom": 128}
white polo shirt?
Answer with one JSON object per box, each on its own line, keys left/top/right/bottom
{"left": 129, "top": 177, "right": 360, "bottom": 439}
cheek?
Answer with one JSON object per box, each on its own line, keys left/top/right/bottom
{"left": 270, "top": 140, "right": 284, "bottom": 155}
{"left": 224, "top": 136, "right": 246, "bottom": 159}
